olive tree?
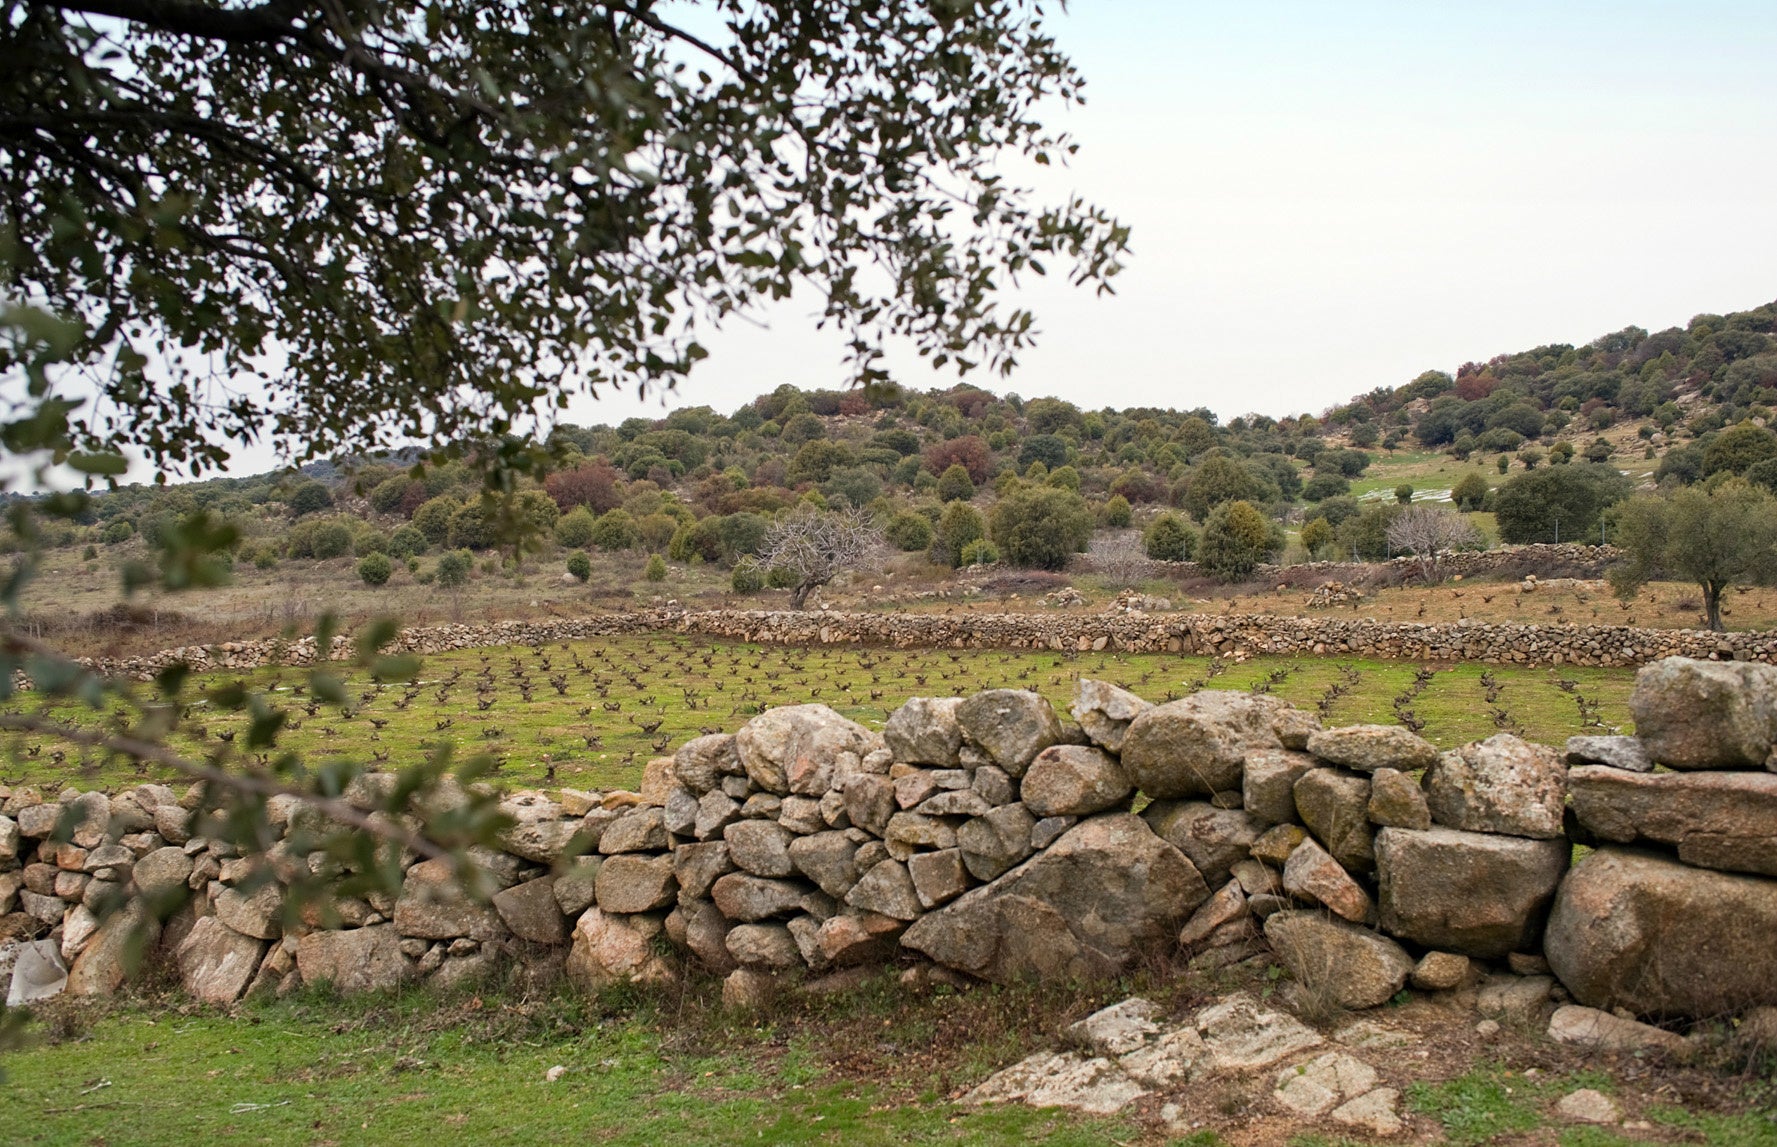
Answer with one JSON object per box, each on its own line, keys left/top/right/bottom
{"left": 1609, "top": 480, "right": 1777, "bottom": 631}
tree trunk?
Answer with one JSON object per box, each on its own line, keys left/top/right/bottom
{"left": 1704, "top": 581, "right": 1724, "bottom": 632}
{"left": 790, "top": 582, "right": 812, "bottom": 610}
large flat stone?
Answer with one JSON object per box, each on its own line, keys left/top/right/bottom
{"left": 1567, "top": 767, "right": 1777, "bottom": 877}
{"left": 1423, "top": 734, "right": 1566, "bottom": 840}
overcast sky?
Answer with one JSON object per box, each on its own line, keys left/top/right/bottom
{"left": 195, "top": 1, "right": 1777, "bottom": 476}
{"left": 566, "top": 0, "right": 1777, "bottom": 429}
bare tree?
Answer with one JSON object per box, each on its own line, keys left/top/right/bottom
{"left": 1088, "top": 530, "right": 1156, "bottom": 588}
{"left": 1386, "top": 506, "right": 1482, "bottom": 583}
{"left": 760, "top": 505, "right": 886, "bottom": 609}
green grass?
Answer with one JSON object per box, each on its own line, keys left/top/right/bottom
{"left": 0, "top": 635, "right": 1636, "bottom": 793}
{"left": 0, "top": 987, "right": 1135, "bottom": 1146}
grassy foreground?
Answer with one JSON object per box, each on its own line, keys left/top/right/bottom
{"left": 4, "top": 970, "right": 1774, "bottom": 1147}
{"left": 0, "top": 974, "right": 1134, "bottom": 1147}
{"left": 1, "top": 635, "right": 1635, "bottom": 794}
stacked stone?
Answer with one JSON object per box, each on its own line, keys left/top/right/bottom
{"left": 1547, "top": 658, "right": 1777, "bottom": 1020}
{"left": 0, "top": 774, "right": 617, "bottom": 1003}
{"left": 574, "top": 689, "right": 1175, "bottom": 996}
{"left": 1110, "top": 684, "right": 1574, "bottom": 1016}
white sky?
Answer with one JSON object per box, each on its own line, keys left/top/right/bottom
{"left": 178, "top": 1, "right": 1777, "bottom": 476}
{"left": 567, "top": 0, "right": 1777, "bottom": 431}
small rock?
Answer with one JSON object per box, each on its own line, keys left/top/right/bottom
{"left": 1555, "top": 1088, "right": 1622, "bottom": 1125}
{"left": 1411, "top": 951, "right": 1470, "bottom": 992}
{"left": 1329, "top": 1087, "right": 1403, "bottom": 1136}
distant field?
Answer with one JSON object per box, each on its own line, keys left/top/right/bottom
{"left": 1, "top": 634, "right": 1635, "bottom": 795}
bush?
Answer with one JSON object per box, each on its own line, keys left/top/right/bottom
{"left": 886, "top": 510, "right": 935, "bottom": 552}
{"left": 1394, "top": 483, "right": 1414, "bottom": 504}
{"left": 989, "top": 486, "right": 1093, "bottom": 570}
{"left": 411, "top": 495, "right": 461, "bottom": 545}
{"left": 100, "top": 519, "right": 134, "bottom": 544}
{"left": 388, "top": 524, "right": 428, "bottom": 559}
{"left": 766, "top": 562, "right": 799, "bottom": 589}
{"left": 435, "top": 549, "right": 473, "bottom": 588}
{"left": 645, "top": 553, "right": 668, "bottom": 582}
{"left": 1300, "top": 516, "right": 1335, "bottom": 558}
{"left": 566, "top": 551, "right": 591, "bottom": 582}
{"left": 1302, "top": 473, "right": 1349, "bottom": 501}
{"left": 1143, "top": 512, "right": 1196, "bottom": 561}
{"left": 357, "top": 552, "right": 393, "bottom": 586}
{"left": 590, "top": 508, "right": 642, "bottom": 551}
{"left": 81, "top": 544, "right": 97, "bottom": 561}
{"left": 1100, "top": 494, "right": 1132, "bottom": 528}
{"left": 555, "top": 504, "right": 598, "bottom": 548}
{"left": 929, "top": 501, "right": 986, "bottom": 567}
{"left": 288, "top": 480, "right": 334, "bottom": 516}
{"left": 937, "top": 463, "right": 976, "bottom": 503}
{"left": 286, "top": 517, "right": 353, "bottom": 559}
{"left": 1451, "top": 472, "right": 1489, "bottom": 512}
{"left": 1197, "top": 500, "right": 1284, "bottom": 580}
{"left": 1336, "top": 503, "right": 1402, "bottom": 561}
{"left": 447, "top": 501, "right": 494, "bottom": 550}
{"left": 352, "top": 526, "right": 390, "bottom": 556}
{"left": 731, "top": 557, "right": 765, "bottom": 594}
{"left": 959, "top": 538, "right": 1000, "bottom": 566}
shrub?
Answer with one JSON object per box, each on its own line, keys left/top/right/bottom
{"left": 1451, "top": 472, "right": 1489, "bottom": 512}
{"left": 288, "top": 480, "right": 334, "bottom": 516}
{"left": 937, "top": 463, "right": 976, "bottom": 503}
{"left": 989, "top": 486, "right": 1093, "bottom": 570}
{"left": 645, "top": 553, "right": 667, "bottom": 582}
{"left": 411, "top": 495, "right": 461, "bottom": 545}
{"left": 565, "top": 551, "right": 591, "bottom": 582}
{"left": 357, "top": 552, "right": 393, "bottom": 586}
{"left": 730, "top": 557, "right": 765, "bottom": 593}
{"left": 435, "top": 549, "right": 473, "bottom": 588}
{"left": 100, "top": 519, "right": 134, "bottom": 544}
{"left": 959, "top": 538, "right": 1000, "bottom": 566}
{"left": 554, "top": 504, "right": 598, "bottom": 548}
{"left": 590, "top": 508, "right": 642, "bottom": 551}
{"left": 1143, "top": 512, "right": 1195, "bottom": 561}
{"left": 446, "top": 502, "right": 494, "bottom": 549}
{"left": 352, "top": 526, "right": 390, "bottom": 555}
{"left": 718, "top": 512, "right": 769, "bottom": 560}
{"left": 1300, "top": 515, "right": 1335, "bottom": 558}
{"left": 81, "top": 544, "right": 97, "bottom": 561}
{"left": 1301, "top": 473, "right": 1349, "bottom": 502}
{"left": 1197, "top": 500, "right": 1283, "bottom": 580}
{"left": 929, "top": 501, "right": 987, "bottom": 567}
{"left": 886, "top": 510, "right": 935, "bottom": 552}
{"left": 1100, "top": 494, "right": 1132, "bottom": 528}
{"left": 384, "top": 525, "right": 426, "bottom": 559}
{"left": 286, "top": 517, "right": 353, "bottom": 559}
{"left": 1394, "top": 483, "right": 1414, "bottom": 504}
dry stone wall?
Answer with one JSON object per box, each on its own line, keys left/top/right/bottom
{"left": 74, "top": 605, "right": 1777, "bottom": 685}
{"left": 5, "top": 656, "right": 1776, "bottom": 1030}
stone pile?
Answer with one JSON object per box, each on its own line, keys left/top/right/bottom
{"left": 1304, "top": 582, "right": 1364, "bottom": 609}
{"left": 4, "top": 656, "right": 1775, "bottom": 1039}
